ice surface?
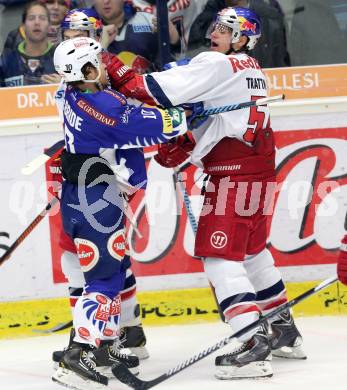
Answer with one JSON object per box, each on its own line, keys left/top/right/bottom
{"left": 0, "top": 316, "right": 346, "bottom": 390}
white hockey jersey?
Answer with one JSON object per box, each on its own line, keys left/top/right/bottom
{"left": 143, "top": 51, "right": 270, "bottom": 168}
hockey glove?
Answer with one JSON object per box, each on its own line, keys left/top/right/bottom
{"left": 182, "top": 101, "right": 209, "bottom": 130}
{"left": 337, "top": 235, "right": 347, "bottom": 285}
{"left": 102, "top": 51, "right": 136, "bottom": 90}
{"left": 47, "top": 153, "right": 62, "bottom": 199}
{"left": 154, "top": 133, "right": 195, "bottom": 168}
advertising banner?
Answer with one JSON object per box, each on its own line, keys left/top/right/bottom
{"left": 47, "top": 127, "right": 347, "bottom": 284}
{"left": 1, "top": 64, "right": 347, "bottom": 121}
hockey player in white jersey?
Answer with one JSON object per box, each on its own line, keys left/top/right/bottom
{"left": 104, "top": 6, "right": 306, "bottom": 380}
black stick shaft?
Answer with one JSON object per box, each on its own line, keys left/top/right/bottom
{"left": 0, "top": 197, "right": 59, "bottom": 266}
{"left": 156, "top": 0, "right": 171, "bottom": 70}
{"left": 162, "top": 277, "right": 337, "bottom": 380}
{"left": 113, "top": 276, "right": 337, "bottom": 389}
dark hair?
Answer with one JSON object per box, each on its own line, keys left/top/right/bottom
{"left": 67, "top": 62, "right": 95, "bottom": 87}
{"left": 22, "top": 1, "right": 50, "bottom": 23}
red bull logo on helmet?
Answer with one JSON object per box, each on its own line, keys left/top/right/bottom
{"left": 238, "top": 16, "right": 257, "bottom": 34}
{"left": 89, "top": 16, "right": 102, "bottom": 30}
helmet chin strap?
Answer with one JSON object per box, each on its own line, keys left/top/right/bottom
{"left": 83, "top": 67, "right": 103, "bottom": 90}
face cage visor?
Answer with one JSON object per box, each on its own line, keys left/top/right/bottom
{"left": 205, "top": 21, "right": 240, "bottom": 44}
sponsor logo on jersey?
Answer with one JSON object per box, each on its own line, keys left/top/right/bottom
{"left": 121, "top": 105, "right": 132, "bottom": 123}
{"left": 95, "top": 303, "right": 109, "bottom": 322}
{"left": 96, "top": 294, "right": 108, "bottom": 304}
{"left": 103, "top": 328, "right": 115, "bottom": 337}
{"left": 159, "top": 109, "right": 173, "bottom": 134}
{"left": 77, "top": 98, "right": 116, "bottom": 127}
{"left": 210, "top": 231, "right": 228, "bottom": 249}
{"left": 110, "top": 295, "right": 121, "bottom": 316}
{"left": 74, "top": 238, "right": 100, "bottom": 272}
{"left": 228, "top": 55, "right": 261, "bottom": 73}
{"left": 107, "top": 230, "right": 126, "bottom": 261}
{"left": 104, "top": 89, "right": 127, "bottom": 105}
{"left": 78, "top": 327, "right": 90, "bottom": 339}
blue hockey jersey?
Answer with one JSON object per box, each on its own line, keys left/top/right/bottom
{"left": 62, "top": 86, "right": 186, "bottom": 191}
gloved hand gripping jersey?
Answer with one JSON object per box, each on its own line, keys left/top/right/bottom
{"left": 102, "top": 52, "right": 136, "bottom": 89}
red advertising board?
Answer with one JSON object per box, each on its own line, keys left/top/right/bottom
{"left": 47, "top": 127, "right": 347, "bottom": 283}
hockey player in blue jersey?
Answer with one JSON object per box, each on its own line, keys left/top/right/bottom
{"left": 53, "top": 8, "right": 151, "bottom": 365}
{"left": 52, "top": 36, "right": 186, "bottom": 390}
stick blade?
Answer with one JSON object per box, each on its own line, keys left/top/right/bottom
{"left": 112, "top": 362, "right": 149, "bottom": 390}
{"left": 32, "top": 320, "right": 73, "bottom": 334}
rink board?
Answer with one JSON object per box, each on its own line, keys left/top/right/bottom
{"left": 1, "top": 281, "right": 346, "bottom": 339}
{"left": 1, "top": 80, "right": 347, "bottom": 341}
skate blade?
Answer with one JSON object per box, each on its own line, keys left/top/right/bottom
{"left": 272, "top": 345, "right": 307, "bottom": 360}
{"left": 52, "top": 367, "right": 107, "bottom": 390}
{"left": 97, "top": 365, "right": 139, "bottom": 378}
{"left": 129, "top": 346, "right": 150, "bottom": 360}
{"left": 215, "top": 361, "right": 273, "bottom": 380}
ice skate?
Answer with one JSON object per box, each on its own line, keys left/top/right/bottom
{"left": 52, "top": 328, "right": 95, "bottom": 369}
{"left": 270, "top": 310, "right": 307, "bottom": 359}
{"left": 119, "top": 324, "right": 149, "bottom": 360}
{"left": 92, "top": 339, "right": 140, "bottom": 378}
{"left": 215, "top": 325, "right": 273, "bottom": 380}
{"left": 52, "top": 345, "right": 108, "bottom": 390}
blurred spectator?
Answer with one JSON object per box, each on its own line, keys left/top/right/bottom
{"left": 0, "top": 1, "right": 59, "bottom": 87}
{"left": 130, "top": 0, "right": 214, "bottom": 57}
{"left": 3, "top": 0, "right": 71, "bottom": 50}
{"left": 289, "top": 0, "right": 347, "bottom": 66}
{"left": 188, "top": 0, "right": 226, "bottom": 55}
{"left": 0, "top": 0, "right": 28, "bottom": 54}
{"left": 94, "top": 0, "right": 161, "bottom": 72}
{"left": 227, "top": 0, "right": 290, "bottom": 67}
{"left": 41, "top": 0, "right": 72, "bottom": 43}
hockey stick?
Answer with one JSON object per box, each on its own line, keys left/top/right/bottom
{"left": 0, "top": 197, "right": 59, "bottom": 266}
{"left": 33, "top": 319, "right": 73, "bottom": 334}
{"left": 195, "top": 94, "right": 284, "bottom": 117}
{"left": 112, "top": 276, "right": 337, "bottom": 389}
{"left": 0, "top": 232, "right": 10, "bottom": 252}
{"left": 174, "top": 169, "right": 198, "bottom": 233}
{"left": 21, "top": 139, "right": 64, "bottom": 175}
{"left": 174, "top": 169, "right": 225, "bottom": 322}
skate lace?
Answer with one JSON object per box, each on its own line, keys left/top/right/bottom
{"left": 82, "top": 351, "right": 97, "bottom": 371}
{"left": 119, "top": 327, "right": 127, "bottom": 345}
{"left": 222, "top": 338, "right": 254, "bottom": 358}
{"left": 110, "top": 339, "right": 130, "bottom": 360}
